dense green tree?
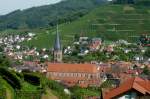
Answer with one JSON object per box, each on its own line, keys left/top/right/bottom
{"left": 0, "top": 68, "right": 22, "bottom": 89}
{"left": 100, "top": 80, "right": 114, "bottom": 89}
{"left": 0, "top": 54, "right": 11, "bottom": 67}
{"left": 0, "top": 47, "right": 3, "bottom": 52}
{"left": 23, "top": 73, "right": 40, "bottom": 86}
{"left": 144, "top": 48, "right": 150, "bottom": 57}
{"left": 71, "top": 86, "right": 99, "bottom": 99}
{"left": 47, "top": 80, "right": 70, "bottom": 99}
{"left": 142, "top": 66, "right": 150, "bottom": 75}
{"left": 113, "top": 0, "right": 135, "bottom": 4}
{"left": 74, "top": 34, "right": 80, "bottom": 42}
{"left": 139, "top": 34, "right": 149, "bottom": 45}
{"left": 135, "top": 0, "right": 150, "bottom": 6}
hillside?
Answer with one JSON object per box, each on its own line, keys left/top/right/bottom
{"left": 0, "top": 0, "right": 107, "bottom": 31}
{"left": 24, "top": 5, "right": 150, "bottom": 48}
{"left": 0, "top": 63, "right": 67, "bottom": 99}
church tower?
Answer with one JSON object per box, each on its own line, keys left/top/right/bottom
{"left": 53, "top": 25, "right": 62, "bottom": 62}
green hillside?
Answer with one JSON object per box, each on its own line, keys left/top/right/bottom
{"left": 0, "top": 65, "right": 63, "bottom": 99}
{"left": 24, "top": 5, "right": 150, "bottom": 48}
{"left": 0, "top": 0, "right": 107, "bottom": 31}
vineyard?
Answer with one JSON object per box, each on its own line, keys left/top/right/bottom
{"left": 24, "top": 5, "right": 150, "bottom": 48}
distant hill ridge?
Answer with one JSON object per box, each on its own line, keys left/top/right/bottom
{"left": 0, "top": 0, "right": 107, "bottom": 31}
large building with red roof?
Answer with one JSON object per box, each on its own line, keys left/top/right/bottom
{"left": 103, "top": 77, "right": 150, "bottom": 99}
{"left": 47, "top": 63, "right": 101, "bottom": 87}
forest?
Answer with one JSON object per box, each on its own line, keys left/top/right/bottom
{"left": 0, "top": 0, "right": 107, "bottom": 31}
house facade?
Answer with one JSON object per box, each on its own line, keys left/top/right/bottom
{"left": 89, "top": 38, "right": 102, "bottom": 51}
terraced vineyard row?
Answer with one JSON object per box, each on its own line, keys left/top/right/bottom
{"left": 24, "top": 5, "right": 150, "bottom": 48}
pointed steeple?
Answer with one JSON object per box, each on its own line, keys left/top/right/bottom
{"left": 53, "top": 25, "right": 63, "bottom": 62}
{"left": 54, "top": 25, "right": 61, "bottom": 51}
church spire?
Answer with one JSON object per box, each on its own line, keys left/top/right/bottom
{"left": 54, "top": 25, "right": 61, "bottom": 51}
{"left": 53, "top": 24, "right": 62, "bottom": 63}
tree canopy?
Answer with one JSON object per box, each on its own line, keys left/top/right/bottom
{"left": 0, "top": 0, "right": 107, "bottom": 31}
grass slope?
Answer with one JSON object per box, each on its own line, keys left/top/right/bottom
{"left": 41, "top": 89, "right": 58, "bottom": 99}
{"left": 23, "top": 5, "right": 150, "bottom": 48}
{"left": 0, "top": 77, "right": 14, "bottom": 99}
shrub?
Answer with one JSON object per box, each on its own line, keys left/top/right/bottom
{"left": 0, "top": 67, "right": 21, "bottom": 89}
{"left": 23, "top": 73, "right": 40, "bottom": 86}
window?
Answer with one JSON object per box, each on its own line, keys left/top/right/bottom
{"left": 61, "top": 73, "right": 64, "bottom": 77}
{"left": 70, "top": 73, "right": 73, "bottom": 77}
{"left": 73, "top": 73, "right": 77, "bottom": 77}
{"left": 82, "top": 73, "right": 86, "bottom": 77}
{"left": 54, "top": 72, "right": 57, "bottom": 76}
{"left": 57, "top": 54, "right": 60, "bottom": 58}
{"left": 125, "top": 95, "right": 130, "bottom": 99}
{"left": 58, "top": 73, "right": 61, "bottom": 77}
{"left": 78, "top": 73, "right": 81, "bottom": 77}
{"left": 125, "top": 92, "right": 136, "bottom": 99}
{"left": 66, "top": 73, "right": 69, "bottom": 77}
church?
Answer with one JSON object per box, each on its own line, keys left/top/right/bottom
{"left": 46, "top": 26, "right": 101, "bottom": 87}
{"left": 53, "top": 25, "right": 62, "bottom": 63}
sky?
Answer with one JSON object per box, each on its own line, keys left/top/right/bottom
{"left": 0, "top": 0, "right": 61, "bottom": 15}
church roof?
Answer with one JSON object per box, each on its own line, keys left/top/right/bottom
{"left": 54, "top": 25, "right": 61, "bottom": 51}
{"left": 47, "top": 63, "right": 98, "bottom": 73}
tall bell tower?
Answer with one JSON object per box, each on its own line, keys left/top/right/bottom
{"left": 53, "top": 25, "right": 62, "bottom": 62}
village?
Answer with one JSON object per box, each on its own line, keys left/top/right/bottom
{"left": 0, "top": 0, "right": 150, "bottom": 99}
{"left": 0, "top": 28, "right": 150, "bottom": 98}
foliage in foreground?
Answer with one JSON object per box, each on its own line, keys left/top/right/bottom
{"left": 70, "top": 86, "right": 100, "bottom": 99}
{"left": 0, "top": 67, "right": 22, "bottom": 89}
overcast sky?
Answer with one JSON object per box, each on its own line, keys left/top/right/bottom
{"left": 0, "top": 0, "right": 61, "bottom": 15}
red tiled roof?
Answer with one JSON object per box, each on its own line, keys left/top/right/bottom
{"left": 47, "top": 63, "right": 98, "bottom": 73}
{"left": 104, "top": 77, "right": 150, "bottom": 99}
